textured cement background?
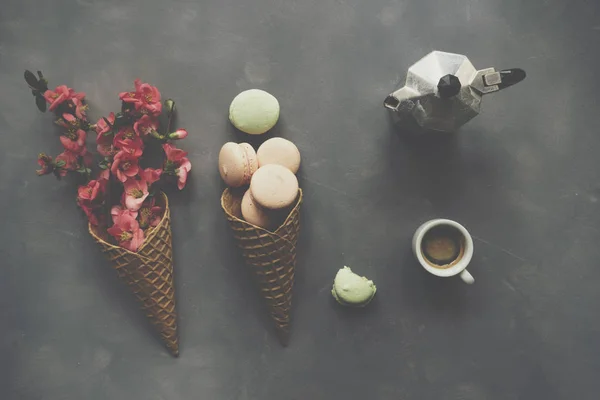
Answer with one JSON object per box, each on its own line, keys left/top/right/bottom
{"left": 1, "top": 0, "right": 599, "bottom": 399}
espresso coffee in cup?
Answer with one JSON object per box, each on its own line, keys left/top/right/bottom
{"left": 421, "top": 225, "right": 465, "bottom": 268}
{"left": 412, "top": 219, "right": 475, "bottom": 284}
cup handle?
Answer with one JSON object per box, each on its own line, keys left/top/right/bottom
{"left": 460, "top": 269, "right": 474, "bottom": 284}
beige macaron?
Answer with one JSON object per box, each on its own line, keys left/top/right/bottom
{"left": 257, "top": 137, "right": 301, "bottom": 174}
{"left": 250, "top": 164, "right": 299, "bottom": 210}
{"left": 218, "top": 142, "right": 258, "bottom": 187}
{"left": 241, "top": 189, "right": 272, "bottom": 230}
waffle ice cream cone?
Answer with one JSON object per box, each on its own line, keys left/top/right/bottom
{"left": 89, "top": 192, "right": 179, "bottom": 356}
{"left": 221, "top": 187, "right": 302, "bottom": 345}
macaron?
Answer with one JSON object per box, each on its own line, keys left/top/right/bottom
{"left": 229, "top": 89, "right": 280, "bottom": 135}
{"left": 218, "top": 142, "right": 258, "bottom": 187}
{"left": 250, "top": 164, "right": 299, "bottom": 210}
{"left": 241, "top": 189, "right": 272, "bottom": 230}
{"left": 257, "top": 137, "right": 301, "bottom": 174}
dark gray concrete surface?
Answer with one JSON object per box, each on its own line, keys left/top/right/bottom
{"left": 1, "top": 0, "right": 599, "bottom": 398}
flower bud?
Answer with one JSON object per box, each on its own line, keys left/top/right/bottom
{"left": 36, "top": 153, "right": 54, "bottom": 175}
{"left": 168, "top": 129, "right": 188, "bottom": 140}
{"left": 164, "top": 99, "right": 175, "bottom": 115}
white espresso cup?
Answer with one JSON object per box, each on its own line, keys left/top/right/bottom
{"left": 412, "top": 219, "right": 475, "bottom": 284}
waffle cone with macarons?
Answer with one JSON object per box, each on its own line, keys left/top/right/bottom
{"left": 219, "top": 133, "right": 302, "bottom": 345}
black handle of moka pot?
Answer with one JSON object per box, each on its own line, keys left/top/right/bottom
{"left": 496, "top": 68, "right": 526, "bottom": 90}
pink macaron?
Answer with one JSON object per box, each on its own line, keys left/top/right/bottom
{"left": 250, "top": 164, "right": 299, "bottom": 210}
{"left": 257, "top": 137, "right": 301, "bottom": 174}
{"left": 218, "top": 142, "right": 258, "bottom": 187}
{"left": 241, "top": 189, "right": 273, "bottom": 230}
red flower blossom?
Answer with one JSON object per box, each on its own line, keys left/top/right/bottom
{"left": 111, "top": 150, "right": 139, "bottom": 182}
{"left": 176, "top": 158, "right": 192, "bottom": 190}
{"left": 97, "top": 144, "right": 115, "bottom": 157}
{"left": 67, "top": 88, "right": 85, "bottom": 102}
{"left": 141, "top": 168, "right": 162, "bottom": 185}
{"left": 44, "top": 85, "right": 85, "bottom": 112}
{"left": 98, "top": 168, "right": 110, "bottom": 181}
{"left": 119, "top": 79, "right": 162, "bottom": 116}
{"left": 107, "top": 217, "right": 145, "bottom": 252}
{"left": 162, "top": 143, "right": 191, "bottom": 190}
{"left": 60, "top": 129, "right": 87, "bottom": 155}
{"left": 77, "top": 180, "right": 102, "bottom": 203}
{"left": 79, "top": 203, "right": 100, "bottom": 226}
{"left": 119, "top": 79, "right": 142, "bottom": 103}
{"left": 123, "top": 178, "right": 149, "bottom": 211}
{"left": 56, "top": 113, "right": 79, "bottom": 130}
{"left": 162, "top": 143, "right": 187, "bottom": 162}
{"left": 168, "top": 129, "right": 188, "bottom": 140}
{"left": 135, "top": 82, "right": 162, "bottom": 116}
{"left": 113, "top": 125, "right": 137, "bottom": 142}
{"left": 133, "top": 114, "right": 159, "bottom": 137}
{"left": 138, "top": 197, "right": 163, "bottom": 229}
{"left": 114, "top": 135, "right": 143, "bottom": 157}
{"left": 111, "top": 205, "right": 138, "bottom": 225}
{"left": 96, "top": 115, "right": 115, "bottom": 156}
{"left": 36, "top": 153, "right": 54, "bottom": 176}
{"left": 54, "top": 150, "right": 79, "bottom": 176}
{"left": 44, "top": 85, "right": 70, "bottom": 111}
{"left": 96, "top": 112, "right": 115, "bottom": 141}
{"left": 72, "top": 98, "right": 88, "bottom": 120}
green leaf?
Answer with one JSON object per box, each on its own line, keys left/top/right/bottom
{"left": 36, "top": 94, "right": 47, "bottom": 112}
{"left": 55, "top": 160, "right": 66, "bottom": 168}
{"left": 24, "top": 70, "right": 39, "bottom": 89}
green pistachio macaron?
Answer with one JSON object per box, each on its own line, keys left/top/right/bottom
{"left": 229, "top": 89, "right": 280, "bottom": 135}
{"left": 331, "top": 266, "right": 377, "bottom": 307}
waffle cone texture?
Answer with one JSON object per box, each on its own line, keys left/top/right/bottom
{"left": 221, "top": 188, "right": 302, "bottom": 345}
{"left": 89, "top": 192, "right": 179, "bottom": 357}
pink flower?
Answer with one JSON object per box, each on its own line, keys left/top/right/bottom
{"left": 135, "top": 82, "right": 162, "bottom": 116}
{"left": 76, "top": 180, "right": 104, "bottom": 226}
{"left": 133, "top": 114, "right": 159, "bottom": 137}
{"left": 119, "top": 80, "right": 162, "bottom": 116}
{"left": 67, "top": 88, "right": 85, "bottom": 101}
{"left": 107, "top": 218, "right": 145, "bottom": 252}
{"left": 43, "top": 85, "right": 85, "bottom": 112}
{"left": 119, "top": 79, "right": 142, "bottom": 103}
{"left": 123, "top": 178, "right": 149, "bottom": 211}
{"left": 163, "top": 143, "right": 188, "bottom": 162}
{"left": 54, "top": 150, "right": 79, "bottom": 176}
{"left": 96, "top": 118, "right": 115, "bottom": 155}
{"left": 141, "top": 168, "right": 162, "bottom": 185}
{"left": 72, "top": 98, "right": 88, "bottom": 120}
{"left": 44, "top": 85, "right": 70, "bottom": 111}
{"left": 97, "top": 143, "right": 115, "bottom": 157}
{"left": 138, "top": 198, "right": 163, "bottom": 228}
{"left": 111, "top": 150, "right": 139, "bottom": 182}
{"left": 60, "top": 129, "right": 87, "bottom": 155}
{"left": 80, "top": 203, "right": 99, "bottom": 226}
{"left": 99, "top": 168, "right": 110, "bottom": 181}
{"left": 168, "top": 129, "right": 188, "bottom": 140}
{"left": 163, "top": 143, "right": 191, "bottom": 190}
{"left": 114, "top": 135, "right": 143, "bottom": 157}
{"left": 111, "top": 205, "right": 138, "bottom": 225}
{"left": 36, "top": 153, "right": 54, "bottom": 176}
{"left": 56, "top": 113, "right": 79, "bottom": 129}
{"left": 96, "top": 112, "right": 115, "bottom": 141}
{"left": 77, "top": 180, "right": 102, "bottom": 203}
{"left": 113, "top": 125, "right": 137, "bottom": 142}
{"left": 176, "top": 158, "right": 191, "bottom": 190}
